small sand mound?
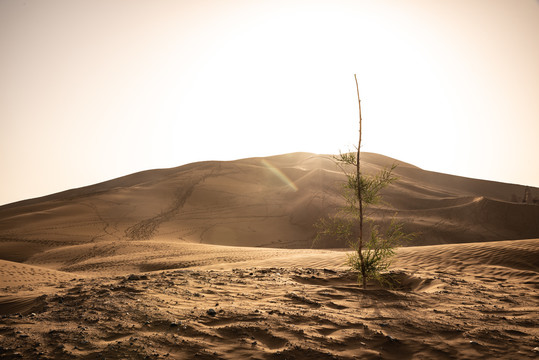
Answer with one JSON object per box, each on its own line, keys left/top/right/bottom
{"left": 385, "top": 271, "right": 445, "bottom": 293}
{"left": 0, "top": 294, "right": 48, "bottom": 315}
{"left": 395, "top": 238, "right": 539, "bottom": 280}
{"left": 0, "top": 259, "right": 77, "bottom": 288}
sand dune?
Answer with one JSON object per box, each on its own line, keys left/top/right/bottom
{"left": 0, "top": 153, "right": 538, "bottom": 359}
{"left": 0, "top": 260, "right": 76, "bottom": 289}
{"left": 1, "top": 153, "right": 537, "bottom": 256}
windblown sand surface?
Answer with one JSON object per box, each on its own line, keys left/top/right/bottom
{"left": 0, "top": 239, "right": 538, "bottom": 359}
{"left": 0, "top": 153, "right": 538, "bottom": 359}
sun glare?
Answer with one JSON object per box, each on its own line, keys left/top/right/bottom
{"left": 261, "top": 159, "right": 299, "bottom": 192}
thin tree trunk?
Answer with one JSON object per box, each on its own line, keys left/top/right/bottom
{"left": 354, "top": 74, "right": 366, "bottom": 289}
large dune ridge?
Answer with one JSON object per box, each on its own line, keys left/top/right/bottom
{"left": 0, "top": 152, "right": 538, "bottom": 359}
{"left": 1, "top": 153, "right": 538, "bottom": 260}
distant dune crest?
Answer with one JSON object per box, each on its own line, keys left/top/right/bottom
{"left": 0, "top": 152, "right": 538, "bottom": 259}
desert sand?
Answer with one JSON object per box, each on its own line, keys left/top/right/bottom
{"left": 0, "top": 153, "right": 538, "bottom": 359}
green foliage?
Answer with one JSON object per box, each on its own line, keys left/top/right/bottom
{"left": 345, "top": 219, "right": 413, "bottom": 286}
{"left": 314, "top": 151, "right": 413, "bottom": 288}
{"left": 313, "top": 216, "right": 353, "bottom": 248}
{"left": 316, "top": 76, "right": 413, "bottom": 288}
{"left": 336, "top": 152, "right": 397, "bottom": 212}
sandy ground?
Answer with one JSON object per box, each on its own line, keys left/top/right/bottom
{"left": 0, "top": 239, "right": 537, "bottom": 359}
{"left": 1, "top": 153, "right": 538, "bottom": 359}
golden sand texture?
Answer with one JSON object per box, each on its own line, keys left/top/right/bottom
{"left": 0, "top": 153, "right": 538, "bottom": 359}
{"left": 0, "top": 239, "right": 537, "bottom": 359}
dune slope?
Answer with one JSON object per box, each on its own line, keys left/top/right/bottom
{"left": 1, "top": 153, "right": 537, "bottom": 263}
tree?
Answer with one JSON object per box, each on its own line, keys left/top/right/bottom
{"left": 314, "top": 74, "right": 413, "bottom": 289}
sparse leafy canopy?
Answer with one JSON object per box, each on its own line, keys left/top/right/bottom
{"left": 314, "top": 75, "right": 413, "bottom": 288}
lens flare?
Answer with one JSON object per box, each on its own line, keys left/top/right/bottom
{"left": 261, "top": 159, "right": 298, "bottom": 192}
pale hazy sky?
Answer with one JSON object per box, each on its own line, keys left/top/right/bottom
{"left": 1, "top": 0, "right": 538, "bottom": 205}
